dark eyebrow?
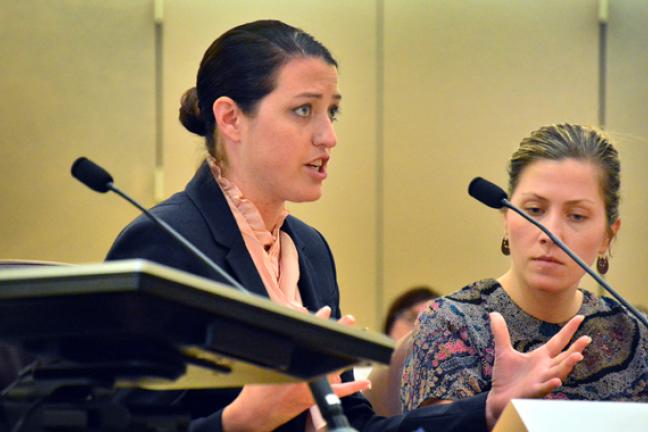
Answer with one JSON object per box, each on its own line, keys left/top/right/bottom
{"left": 294, "top": 92, "right": 342, "bottom": 101}
{"left": 520, "top": 193, "right": 596, "bottom": 206}
{"left": 520, "top": 193, "right": 547, "bottom": 201}
{"left": 565, "top": 199, "right": 596, "bottom": 206}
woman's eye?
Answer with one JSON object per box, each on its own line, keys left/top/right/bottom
{"left": 293, "top": 105, "right": 311, "bottom": 117}
{"left": 328, "top": 106, "right": 340, "bottom": 121}
{"left": 569, "top": 213, "right": 587, "bottom": 222}
{"left": 526, "top": 207, "right": 544, "bottom": 216}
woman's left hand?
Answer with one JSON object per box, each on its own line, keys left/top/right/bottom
{"left": 484, "top": 312, "right": 591, "bottom": 429}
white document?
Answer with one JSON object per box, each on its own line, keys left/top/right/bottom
{"left": 494, "top": 398, "right": 648, "bottom": 432}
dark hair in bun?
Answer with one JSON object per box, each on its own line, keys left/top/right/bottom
{"left": 178, "top": 19, "right": 337, "bottom": 159}
{"left": 179, "top": 87, "right": 205, "bottom": 136}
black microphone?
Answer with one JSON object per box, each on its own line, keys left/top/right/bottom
{"left": 71, "top": 157, "right": 114, "bottom": 193}
{"left": 468, "top": 176, "right": 648, "bottom": 329}
{"left": 468, "top": 176, "right": 508, "bottom": 209}
{"left": 71, "top": 157, "right": 250, "bottom": 295}
{"left": 72, "top": 157, "right": 357, "bottom": 431}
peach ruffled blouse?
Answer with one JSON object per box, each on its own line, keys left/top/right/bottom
{"left": 207, "top": 158, "right": 304, "bottom": 312}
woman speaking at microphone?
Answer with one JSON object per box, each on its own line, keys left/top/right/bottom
{"left": 107, "top": 21, "right": 589, "bottom": 431}
{"left": 402, "top": 123, "right": 648, "bottom": 412}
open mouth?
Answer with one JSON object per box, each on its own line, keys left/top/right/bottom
{"left": 306, "top": 158, "right": 327, "bottom": 173}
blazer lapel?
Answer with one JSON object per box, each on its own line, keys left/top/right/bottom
{"left": 224, "top": 243, "right": 268, "bottom": 298}
{"left": 185, "top": 163, "right": 268, "bottom": 298}
{"left": 282, "top": 219, "right": 320, "bottom": 312}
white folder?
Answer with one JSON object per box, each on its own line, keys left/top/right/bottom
{"left": 494, "top": 398, "right": 648, "bottom": 432}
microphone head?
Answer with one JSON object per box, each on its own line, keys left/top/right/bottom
{"left": 468, "top": 177, "right": 508, "bottom": 209}
{"left": 71, "top": 157, "right": 114, "bottom": 193}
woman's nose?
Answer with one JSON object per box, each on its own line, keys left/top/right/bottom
{"left": 313, "top": 116, "right": 337, "bottom": 148}
{"left": 538, "top": 212, "right": 563, "bottom": 244}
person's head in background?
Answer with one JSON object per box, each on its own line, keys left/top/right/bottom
{"left": 179, "top": 20, "right": 339, "bottom": 228}
{"left": 500, "top": 123, "right": 621, "bottom": 322}
{"left": 383, "top": 286, "right": 439, "bottom": 340}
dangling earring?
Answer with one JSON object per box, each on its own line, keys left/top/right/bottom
{"left": 597, "top": 255, "right": 609, "bottom": 275}
{"left": 501, "top": 237, "right": 510, "bottom": 256}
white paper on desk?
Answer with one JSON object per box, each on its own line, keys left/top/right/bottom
{"left": 494, "top": 398, "right": 648, "bottom": 432}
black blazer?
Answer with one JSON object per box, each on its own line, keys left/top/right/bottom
{"left": 107, "top": 163, "right": 488, "bottom": 432}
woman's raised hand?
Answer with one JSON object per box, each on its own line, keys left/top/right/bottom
{"left": 484, "top": 312, "right": 591, "bottom": 429}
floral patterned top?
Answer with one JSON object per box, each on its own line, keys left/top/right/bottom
{"left": 401, "top": 279, "right": 648, "bottom": 411}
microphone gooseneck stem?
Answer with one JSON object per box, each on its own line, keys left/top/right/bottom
{"left": 308, "top": 378, "right": 357, "bottom": 432}
{"left": 502, "top": 198, "right": 648, "bottom": 330}
{"left": 108, "top": 183, "right": 250, "bottom": 295}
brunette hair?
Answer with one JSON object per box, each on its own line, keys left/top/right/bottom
{"left": 383, "top": 286, "right": 439, "bottom": 335}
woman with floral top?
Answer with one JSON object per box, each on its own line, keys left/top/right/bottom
{"left": 402, "top": 124, "right": 648, "bottom": 411}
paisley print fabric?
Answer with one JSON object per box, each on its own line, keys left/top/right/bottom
{"left": 401, "top": 279, "right": 648, "bottom": 411}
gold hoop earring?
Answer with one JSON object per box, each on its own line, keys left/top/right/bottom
{"left": 501, "top": 237, "right": 510, "bottom": 256}
{"left": 597, "top": 255, "right": 609, "bottom": 275}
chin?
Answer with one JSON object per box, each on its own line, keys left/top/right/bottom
{"left": 527, "top": 274, "right": 573, "bottom": 293}
{"left": 535, "top": 285, "right": 571, "bottom": 295}
{"left": 289, "top": 188, "right": 322, "bottom": 203}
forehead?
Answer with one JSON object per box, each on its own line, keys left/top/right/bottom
{"left": 272, "top": 56, "right": 340, "bottom": 97}
{"left": 514, "top": 158, "right": 605, "bottom": 202}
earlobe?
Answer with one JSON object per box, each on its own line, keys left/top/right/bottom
{"left": 501, "top": 209, "right": 510, "bottom": 235}
{"left": 212, "top": 97, "right": 241, "bottom": 142}
{"left": 601, "top": 218, "right": 622, "bottom": 253}
{"left": 611, "top": 218, "right": 622, "bottom": 236}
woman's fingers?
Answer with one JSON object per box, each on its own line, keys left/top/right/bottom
{"left": 490, "top": 312, "right": 513, "bottom": 354}
{"left": 547, "top": 352, "right": 585, "bottom": 382}
{"left": 314, "top": 306, "right": 355, "bottom": 327}
{"left": 543, "top": 315, "right": 585, "bottom": 356}
{"left": 331, "top": 379, "right": 371, "bottom": 397}
{"left": 534, "top": 377, "right": 563, "bottom": 397}
{"left": 328, "top": 373, "right": 342, "bottom": 384}
{"left": 551, "top": 335, "right": 591, "bottom": 366}
{"left": 566, "top": 335, "right": 592, "bottom": 356}
{"left": 315, "top": 306, "right": 332, "bottom": 319}
{"left": 338, "top": 314, "right": 356, "bottom": 326}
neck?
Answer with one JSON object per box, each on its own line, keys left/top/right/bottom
{"left": 497, "top": 270, "right": 583, "bottom": 323}
{"left": 254, "top": 200, "right": 285, "bottom": 232}
{"left": 220, "top": 164, "right": 284, "bottom": 232}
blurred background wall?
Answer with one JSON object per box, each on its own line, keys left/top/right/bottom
{"left": 1, "top": 0, "right": 646, "bottom": 330}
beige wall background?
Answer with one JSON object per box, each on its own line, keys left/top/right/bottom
{"left": 1, "top": 0, "right": 646, "bottom": 331}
